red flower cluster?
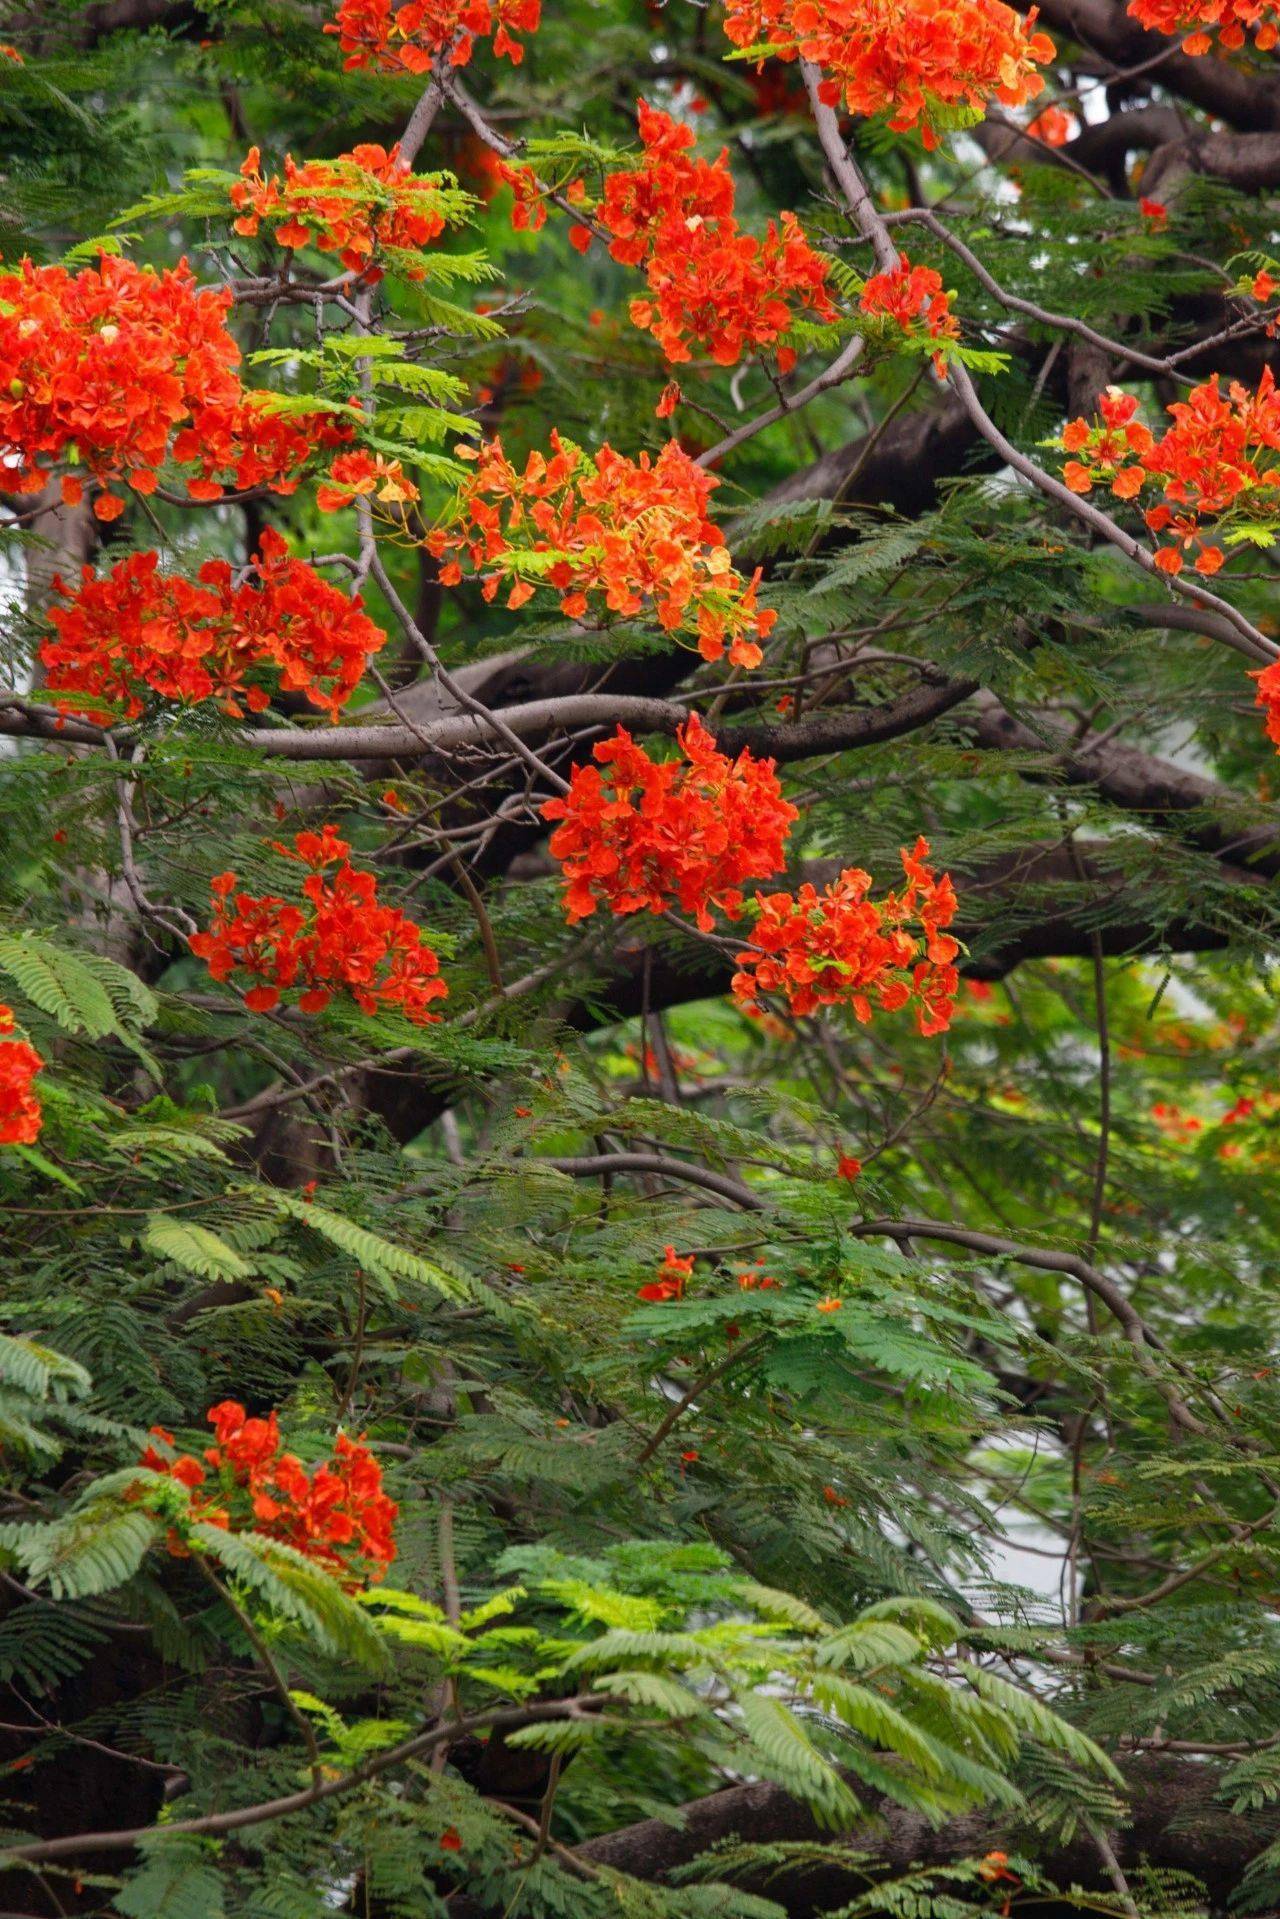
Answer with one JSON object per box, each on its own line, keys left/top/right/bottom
{"left": 722, "top": 0, "right": 1055, "bottom": 148}
{"left": 1061, "top": 385, "right": 1154, "bottom": 501}
{"left": 731, "top": 839, "right": 960, "bottom": 1033}
{"left": 1126, "top": 0, "right": 1277, "bottom": 51}
{"left": 191, "top": 826, "right": 449, "bottom": 1022}
{"left": 316, "top": 448, "right": 421, "bottom": 516}
{"left": 540, "top": 715, "right": 798, "bottom": 931}
{"left": 637, "top": 1246, "right": 694, "bottom": 1301}
{"left": 1253, "top": 660, "right": 1280, "bottom": 749}
{"left": 1060, "top": 373, "right": 1280, "bottom": 577}
{"left": 594, "top": 100, "right": 835, "bottom": 369}
{"left": 493, "top": 158, "right": 552, "bottom": 231}
{"left": 325, "top": 0, "right": 540, "bottom": 73}
{"left": 858, "top": 253, "right": 960, "bottom": 375}
{"left": 0, "top": 1006, "right": 42, "bottom": 1147}
{"left": 42, "top": 531, "right": 386, "bottom": 723}
{"left": 427, "top": 431, "right": 777, "bottom": 668}
{"left": 141, "top": 1402, "right": 397, "bottom": 1583}
{"left": 0, "top": 254, "right": 347, "bottom": 518}
{"left": 1025, "top": 104, "right": 1076, "bottom": 143}
{"left": 230, "top": 143, "right": 456, "bottom": 281}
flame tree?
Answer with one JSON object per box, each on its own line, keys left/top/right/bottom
{"left": 1, "top": 0, "right": 1280, "bottom": 1912}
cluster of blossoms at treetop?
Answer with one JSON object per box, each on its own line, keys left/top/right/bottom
{"left": 858, "top": 253, "right": 960, "bottom": 375}
{"left": 731, "top": 839, "right": 960, "bottom": 1035}
{"left": 428, "top": 432, "right": 777, "bottom": 668}
{"left": 42, "top": 532, "right": 386, "bottom": 723}
{"left": 1059, "top": 373, "right": 1280, "bottom": 578}
{"left": 229, "top": 143, "right": 460, "bottom": 280}
{"left": 326, "top": 0, "right": 540, "bottom": 73}
{"left": 721, "top": 0, "right": 1055, "bottom": 147}
{"left": 541, "top": 716, "right": 798, "bottom": 931}
{"left": 1126, "top": 0, "right": 1278, "bottom": 51}
{"left": 140, "top": 1402, "right": 397, "bottom": 1583}
{"left": 0, "top": 255, "right": 349, "bottom": 519}
{"left": 591, "top": 99, "right": 835, "bottom": 369}
{"left": 0, "top": 1007, "right": 42, "bottom": 1147}
{"left": 191, "top": 827, "right": 448, "bottom": 1022}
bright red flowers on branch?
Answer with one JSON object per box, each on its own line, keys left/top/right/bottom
{"left": 0, "top": 1006, "right": 42, "bottom": 1147}
{"left": 230, "top": 143, "right": 460, "bottom": 280}
{"left": 42, "top": 532, "right": 386, "bottom": 723}
{"left": 141, "top": 1402, "right": 397, "bottom": 1584}
{"left": 1059, "top": 373, "right": 1280, "bottom": 578}
{"left": 0, "top": 254, "right": 347, "bottom": 519}
{"left": 541, "top": 715, "right": 798, "bottom": 931}
{"left": 326, "top": 0, "right": 540, "bottom": 73}
{"left": 731, "top": 839, "right": 960, "bottom": 1033}
{"left": 1025, "top": 104, "right": 1076, "bottom": 144}
{"left": 637, "top": 1247, "right": 695, "bottom": 1301}
{"left": 1125, "top": 0, "right": 1278, "bottom": 52}
{"left": 858, "top": 253, "right": 960, "bottom": 374}
{"left": 317, "top": 449, "right": 421, "bottom": 516}
{"left": 1252, "top": 661, "right": 1280, "bottom": 750}
{"left": 722, "top": 0, "right": 1055, "bottom": 148}
{"left": 191, "top": 827, "right": 448, "bottom": 1022}
{"left": 428, "top": 431, "right": 777, "bottom": 668}
{"left": 594, "top": 100, "right": 835, "bottom": 369}
{"left": 1060, "top": 385, "right": 1154, "bottom": 503}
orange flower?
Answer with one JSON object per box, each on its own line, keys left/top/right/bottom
{"left": 1253, "top": 659, "right": 1280, "bottom": 747}
{"left": 815, "top": 1296, "right": 843, "bottom": 1313}
{"left": 1052, "top": 368, "right": 1280, "bottom": 599}
{"left": 0, "top": 254, "right": 349, "bottom": 510}
{"left": 42, "top": 532, "right": 385, "bottom": 724}
{"left": 637, "top": 1245, "right": 695, "bottom": 1301}
{"left": 1126, "top": 0, "right": 1278, "bottom": 53}
{"left": 191, "top": 829, "right": 448, "bottom": 1024}
{"left": 541, "top": 715, "right": 798, "bottom": 931}
{"left": 325, "top": 0, "right": 540, "bottom": 74}
{"left": 230, "top": 143, "right": 458, "bottom": 282}
{"left": 0, "top": 1005, "right": 42, "bottom": 1146}
{"left": 722, "top": 0, "right": 1054, "bottom": 149}
{"left": 141, "top": 1405, "right": 397, "bottom": 1583}
{"left": 1025, "top": 103, "right": 1076, "bottom": 143}
{"left": 594, "top": 99, "right": 835, "bottom": 369}
{"left": 429, "top": 431, "right": 777, "bottom": 667}
{"left": 859, "top": 252, "right": 960, "bottom": 374}
{"left": 316, "top": 449, "right": 420, "bottom": 514}
{"left": 732, "top": 839, "right": 959, "bottom": 1035}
